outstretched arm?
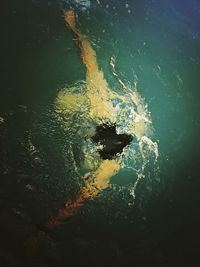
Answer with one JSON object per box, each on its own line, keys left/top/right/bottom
{"left": 64, "top": 10, "right": 99, "bottom": 77}
{"left": 64, "top": 10, "right": 117, "bottom": 123}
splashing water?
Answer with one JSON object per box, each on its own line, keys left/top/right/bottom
{"left": 46, "top": 9, "right": 159, "bottom": 227}
{"left": 67, "top": 0, "right": 91, "bottom": 11}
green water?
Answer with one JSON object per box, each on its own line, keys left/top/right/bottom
{"left": 0, "top": 0, "right": 200, "bottom": 266}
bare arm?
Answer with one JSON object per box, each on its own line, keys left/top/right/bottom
{"left": 64, "top": 10, "right": 99, "bottom": 77}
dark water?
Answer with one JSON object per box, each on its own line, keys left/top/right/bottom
{"left": 0, "top": 0, "right": 200, "bottom": 266}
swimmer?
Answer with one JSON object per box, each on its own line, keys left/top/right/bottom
{"left": 28, "top": 10, "right": 154, "bottom": 236}
{"left": 25, "top": 10, "right": 158, "bottom": 255}
{"left": 45, "top": 9, "right": 153, "bottom": 229}
{"left": 46, "top": 10, "right": 123, "bottom": 228}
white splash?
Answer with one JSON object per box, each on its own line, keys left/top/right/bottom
{"left": 74, "top": 0, "right": 91, "bottom": 11}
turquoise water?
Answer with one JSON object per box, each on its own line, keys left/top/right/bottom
{"left": 0, "top": 0, "right": 200, "bottom": 266}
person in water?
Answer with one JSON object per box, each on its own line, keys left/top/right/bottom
{"left": 45, "top": 10, "right": 129, "bottom": 228}
{"left": 25, "top": 11, "right": 158, "bottom": 255}
{"left": 42, "top": 9, "right": 154, "bottom": 229}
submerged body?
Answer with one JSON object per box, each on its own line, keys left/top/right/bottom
{"left": 48, "top": 10, "right": 121, "bottom": 227}
{"left": 46, "top": 10, "right": 157, "bottom": 228}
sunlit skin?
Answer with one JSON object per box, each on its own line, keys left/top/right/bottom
{"left": 46, "top": 9, "right": 154, "bottom": 229}
{"left": 24, "top": 12, "right": 122, "bottom": 254}
{"left": 46, "top": 10, "right": 121, "bottom": 228}
{"left": 25, "top": 10, "right": 158, "bottom": 254}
